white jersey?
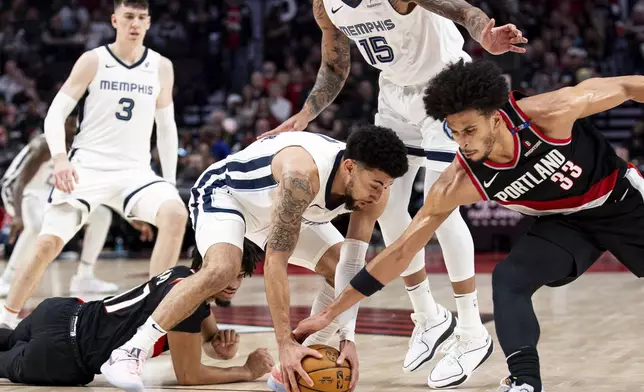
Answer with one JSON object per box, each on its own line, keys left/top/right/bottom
{"left": 323, "top": 0, "right": 470, "bottom": 86}
{"left": 71, "top": 45, "right": 162, "bottom": 171}
{"left": 190, "top": 132, "right": 350, "bottom": 234}
{"left": 1, "top": 136, "right": 54, "bottom": 205}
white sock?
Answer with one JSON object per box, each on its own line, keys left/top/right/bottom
{"left": 75, "top": 260, "right": 94, "bottom": 279}
{"left": 406, "top": 279, "right": 440, "bottom": 319}
{"left": 124, "top": 316, "right": 167, "bottom": 353}
{"left": 0, "top": 305, "right": 20, "bottom": 326}
{"left": 303, "top": 282, "right": 340, "bottom": 346}
{"left": 455, "top": 290, "right": 485, "bottom": 337}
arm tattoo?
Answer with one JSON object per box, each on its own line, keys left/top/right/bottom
{"left": 402, "top": 0, "right": 489, "bottom": 42}
{"left": 266, "top": 173, "right": 314, "bottom": 253}
{"left": 306, "top": 0, "right": 351, "bottom": 117}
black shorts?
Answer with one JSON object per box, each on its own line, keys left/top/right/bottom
{"left": 524, "top": 174, "right": 644, "bottom": 286}
{"left": 0, "top": 298, "right": 94, "bottom": 386}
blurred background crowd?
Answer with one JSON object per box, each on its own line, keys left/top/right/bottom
{"left": 0, "top": 0, "right": 643, "bottom": 257}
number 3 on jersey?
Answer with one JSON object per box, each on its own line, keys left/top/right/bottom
{"left": 116, "top": 97, "right": 135, "bottom": 121}
{"left": 358, "top": 36, "right": 394, "bottom": 65}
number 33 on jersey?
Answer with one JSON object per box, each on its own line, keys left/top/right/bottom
{"left": 321, "top": 0, "right": 469, "bottom": 86}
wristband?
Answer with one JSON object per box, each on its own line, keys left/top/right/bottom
{"left": 349, "top": 267, "right": 384, "bottom": 297}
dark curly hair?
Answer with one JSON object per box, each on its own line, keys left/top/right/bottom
{"left": 191, "top": 239, "right": 263, "bottom": 277}
{"left": 423, "top": 59, "right": 509, "bottom": 122}
{"left": 344, "top": 125, "right": 408, "bottom": 178}
{"left": 114, "top": 0, "right": 148, "bottom": 10}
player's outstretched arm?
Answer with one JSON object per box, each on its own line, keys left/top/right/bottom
{"left": 258, "top": 0, "right": 350, "bottom": 138}
{"left": 294, "top": 162, "right": 481, "bottom": 337}
{"left": 8, "top": 136, "right": 51, "bottom": 243}
{"left": 264, "top": 149, "right": 324, "bottom": 391}
{"left": 167, "top": 331, "right": 274, "bottom": 385}
{"left": 520, "top": 75, "right": 644, "bottom": 140}
{"left": 155, "top": 57, "right": 179, "bottom": 185}
{"left": 406, "top": 0, "right": 527, "bottom": 54}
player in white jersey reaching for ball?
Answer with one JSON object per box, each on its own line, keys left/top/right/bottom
{"left": 258, "top": 0, "right": 527, "bottom": 388}
{"left": 100, "top": 127, "right": 409, "bottom": 392}
{"left": 0, "top": 113, "right": 152, "bottom": 299}
{"left": 0, "top": 0, "right": 187, "bottom": 328}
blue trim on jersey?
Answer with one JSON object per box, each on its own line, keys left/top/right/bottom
{"left": 340, "top": 0, "right": 362, "bottom": 8}
{"left": 104, "top": 45, "right": 150, "bottom": 70}
{"left": 78, "top": 198, "right": 91, "bottom": 212}
{"left": 201, "top": 206, "right": 246, "bottom": 223}
{"left": 325, "top": 150, "right": 345, "bottom": 210}
{"left": 122, "top": 180, "right": 166, "bottom": 211}
{"left": 190, "top": 155, "right": 277, "bottom": 230}
{"left": 406, "top": 145, "right": 426, "bottom": 157}
{"left": 426, "top": 151, "right": 456, "bottom": 163}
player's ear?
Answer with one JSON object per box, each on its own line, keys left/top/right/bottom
{"left": 111, "top": 13, "right": 117, "bottom": 28}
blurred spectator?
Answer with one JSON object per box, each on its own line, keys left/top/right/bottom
{"left": 221, "top": 0, "right": 253, "bottom": 94}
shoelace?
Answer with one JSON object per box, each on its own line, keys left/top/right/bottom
{"left": 439, "top": 334, "right": 467, "bottom": 366}
{"left": 408, "top": 315, "right": 426, "bottom": 347}
{"left": 114, "top": 348, "right": 145, "bottom": 375}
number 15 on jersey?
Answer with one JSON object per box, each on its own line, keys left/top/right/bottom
{"left": 358, "top": 36, "right": 394, "bottom": 65}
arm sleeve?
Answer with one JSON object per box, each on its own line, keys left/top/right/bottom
{"left": 155, "top": 104, "right": 179, "bottom": 185}
{"left": 44, "top": 91, "right": 79, "bottom": 156}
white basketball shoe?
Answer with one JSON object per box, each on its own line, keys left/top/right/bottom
{"left": 498, "top": 377, "right": 545, "bottom": 392}
{"left": 70, "top": 274, "right": 119, "bottom": 294}
{"left": 403, "top": 304, "right": 456, "bottom": 373}
{"left": 100, "top": 345, "right": 147, "bottom": 392}
{"left": 427, "top": 328, "right": 494, "bottom": 388}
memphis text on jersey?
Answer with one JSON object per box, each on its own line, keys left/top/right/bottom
{"left": 493, "top": 149, "right": 583, "bottom": 201}
{"left": 338, "top": 19, "right": 395, "bottom": 37}
{"left": 100, "top": 80, "right": 154, "bottom": 95}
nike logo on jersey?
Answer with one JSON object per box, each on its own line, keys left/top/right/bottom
{"left": 484, "top": 173, "right": 499, "bottom": 188}
{"left": 105, "top": 64, "right": 117, "bottom": 68}
{"left": 331, "top": 5, "right": 343, "bottom": 13}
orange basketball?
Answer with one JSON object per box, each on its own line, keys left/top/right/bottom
{"left": 297, "top": 344, "right": 351, "bottom": 392}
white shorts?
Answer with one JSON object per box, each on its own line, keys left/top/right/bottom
{"left": 375, "top": 75, "right": 458, "bottom": 171}
{"left": 193, "top": 191, "right": 344, "bottom": 271}
{"left": 47, "top": 155, "right": 181, "bottom": 226}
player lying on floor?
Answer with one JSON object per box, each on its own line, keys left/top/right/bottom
{"left": 0, "top": 239, "right": 273, "bottom": 387}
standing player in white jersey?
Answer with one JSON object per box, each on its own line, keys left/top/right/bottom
{"left": 100, "top": 127, "right": 409, "bottom": 392}
{"left": 0, "top": 0, "right": 187, "bottom": 328}
{"left": 259, "top": 0, "right": 527, "bottom": 388}
{"left": 0, "top": 113, "right": 152, "bottom": 299}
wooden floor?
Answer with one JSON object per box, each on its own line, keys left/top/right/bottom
{"left": 0, "top": 258, "right": 642, "bottom": 391}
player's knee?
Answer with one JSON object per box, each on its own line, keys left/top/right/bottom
{"left": 156, "top": 201, "right": 188, "bottom": 232}
{"left": 315, "top": 244, "right": 340, "bottom": 285}
{"left": 492, "top": 259, "right": 531, "bottom": 297}
{"left": 35, "top": 235, "right": 64, "bottom": 260}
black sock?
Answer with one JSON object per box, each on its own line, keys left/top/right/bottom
{"left": 507, "top": 347, "right": 542, "bottom": 390}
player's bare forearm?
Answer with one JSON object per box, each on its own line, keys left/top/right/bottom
{"left": 181, "top": 364, "right": 254, "bottom": 385}
{"left": 403, "top": 0, "right": 489, "bottom": 42}
{"left": 264, "top": 171, "right": 315, "bottom": 343}
{"left": 305, "top": 0, "right": 351, "bottom": 118}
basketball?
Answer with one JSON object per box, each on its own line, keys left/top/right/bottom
{"left": 297, "top": 344, "right": 351, "bottom": 392}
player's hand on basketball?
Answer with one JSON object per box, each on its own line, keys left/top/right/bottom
{"left": 338, "top": 340, "right": 359, "bottom": 392}
{"left": 243, "top": 348, "right": 275, "bottom": 380}
{"left": 292, "top": 311, "right": 334, "bottom": 343}
{"left": 256, "top": 111, "right": 312, "bottom": 139}
{"left": 212, "top": 329, "right": 240, "bottom": 359}
{"left": 129, "top": 220, "right": 154, "bottom": 242}
{"left": 8, "top": 216, "right": 23, "bottom": 244}
{"left": 480, "top": 18, "right": 528, "bottom": 55}
{"left": 52, "top": 154, "right": 79, "bottom": 193}
{"left": 279, "top": 338, "right": 323, "bottom": 392}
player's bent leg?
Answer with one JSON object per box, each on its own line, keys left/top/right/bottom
{"left": 0, "top": 203, "right": 84, "bottom": 327}
{"left": 0, "top": 195, "right": 45, "bottom": 296}
{"left": 422, "top": 169, "right": 492, "bottom": 388}
{"left": 493, "top": 232, "right": 589, "bottom": 392}
{"left": 71, "top": 205, "right": 118, "bottom": 294}
{"left": 101, "top": 213, "right": 244, "bottom": 392}
{"left": 127, "top": 181, "right": 187, "bottom": 277}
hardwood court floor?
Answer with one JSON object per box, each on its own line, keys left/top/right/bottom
{"left": 0, "top": 258, "right": 642, "bottom": 391}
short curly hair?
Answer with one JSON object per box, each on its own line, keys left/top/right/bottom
{"left": 423, "top": 59, "right": 509, "bottom": 122}
{"left": 344, "top": 125, "right": 408, "bottom": 178}
{"left": 191, "top": 239, "right": 263, "bottom": 277}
